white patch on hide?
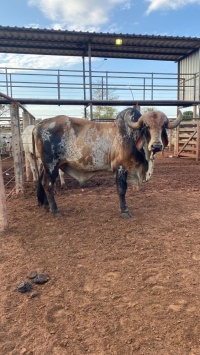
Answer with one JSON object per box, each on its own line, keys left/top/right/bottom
{"left": 41, "top": 129, "right": 51, "bottom": 141}
{"left": 60, "top": 125, "right": 113, "bottom": 171}
{"left": 49, "top": 122, "right": 56, "bottom": 130}
{"left": 145, "top": 152, "right": 154, "bottom": 181}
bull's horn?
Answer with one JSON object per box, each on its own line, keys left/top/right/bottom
{"left": 167, "top": 110, "right": 182, "bottom": 129}
{"left": 124, "top": 111, "right": 143, "bottom": 130}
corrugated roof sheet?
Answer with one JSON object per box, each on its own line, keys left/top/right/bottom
{"left": 0, "top": 26, "right": 200, "bottom": 62}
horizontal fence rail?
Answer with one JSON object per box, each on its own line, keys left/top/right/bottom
{"left": 0, "top": 67, "right": 199, "bottom": 103}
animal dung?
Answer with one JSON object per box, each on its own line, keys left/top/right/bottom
{"left": 33, "top": 273, "right": 49, "bottom": 284}
{"left": 17, "top": 270, "right": 49, "bottom": 295}
{"left": 29, "top": 292, "right": 38, "bottom": 299}
{"left": 28, "top": 270, "right": 38, "bottom": 279}
{"left": 17, "top": 281, "right": 33, "bottom": 293}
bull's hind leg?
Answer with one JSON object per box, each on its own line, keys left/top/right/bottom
{"left": 37, "top": 169, "right": 60, "bottom": 214}
{"left": 116, "top": 166, "right": 132, "bottom": 219}
{"left": 37, "top": 170, "right": 49, "bottom": 209}
{"left": 43, "top": 173, "right": 60, "bottom": 214}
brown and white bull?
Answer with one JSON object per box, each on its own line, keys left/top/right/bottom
{"left": 32, "top": 108, "right": 182, "bottom": 218}
{"left": 22, "top": 125, "right": 65, "bottom": 187}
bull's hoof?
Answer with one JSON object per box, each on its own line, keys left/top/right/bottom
{"left": 60, "top": 184, "right": 66, "bottom": 189}
{"left": 121, "top": 211, "right": 132, "bottom": 219}
{"left": 52, "top": 210, "right": 62, "bottom": 217}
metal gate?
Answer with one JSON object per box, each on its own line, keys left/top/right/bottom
{"left": 174, "top": 119, "right": 200, "bottom": 160}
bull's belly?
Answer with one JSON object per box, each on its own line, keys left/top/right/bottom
{"left": 61, "top": 163, "right": 111, "bottom": 185}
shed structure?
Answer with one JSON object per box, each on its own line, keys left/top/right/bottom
{"left": 1, "top": 26, "right": 200, "bottom": 158}
{"left": 0, "top": 26, "right": 200, "bottom": 107}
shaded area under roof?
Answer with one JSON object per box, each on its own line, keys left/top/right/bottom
{"left": 0, "top": 26, "right": 200, "bottom": 62}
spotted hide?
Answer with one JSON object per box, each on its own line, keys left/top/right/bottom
{"left": 32, "top": 108, "right": 182, "bottom": 218}
{"left": 22, "top": 125, "right": 65, "bottom": 187}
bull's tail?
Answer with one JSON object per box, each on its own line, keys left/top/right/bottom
{"left": 32, "top": 129, "right": 49, "bottom": 208}
{"left": 36, "top": 167, "right": 49, "bottom": 208}
{"left": 32, "top": 128, "right": 40, "bottom": 180}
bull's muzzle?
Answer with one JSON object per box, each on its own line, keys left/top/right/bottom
{"left": 151, "top": 143, "right": 163, "bottom": 154}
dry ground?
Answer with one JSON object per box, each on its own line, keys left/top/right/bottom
{"left": 1, "top": 152, "right": 200, "bottom": 355}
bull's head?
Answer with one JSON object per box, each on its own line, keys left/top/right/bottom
{"left": 124, "top": 109, "right": 182, "bottom": 154}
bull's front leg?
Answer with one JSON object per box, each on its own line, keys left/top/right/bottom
{"left": 115, "top": 166, "right": 132, "bottom": 219}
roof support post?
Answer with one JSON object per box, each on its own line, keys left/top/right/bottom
{"left": 0, "top": 155, "right": 8, "bottom": 231}
{"left": 88, "top": 42, "right": 93, "bottom": 120}
{"left": 82, "top": 56, "right": 87, "bottom": 119}
{"left": 198, "top": 49, "right": 200, "bottom": 118}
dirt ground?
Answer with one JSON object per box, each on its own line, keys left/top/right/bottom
{"left": 1, "top": 152, "right": 200, "bottom": 355}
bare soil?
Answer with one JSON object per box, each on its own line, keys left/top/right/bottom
{"left": 1, "top": 152, "right": 200, "bottom": 355}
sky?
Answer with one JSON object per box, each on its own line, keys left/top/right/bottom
{"left": 1, "top": 0, "right": 200, "bottom": 118}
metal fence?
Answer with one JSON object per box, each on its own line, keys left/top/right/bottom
{"left": 0, "top": 67, "right": 198, "bottom": 102}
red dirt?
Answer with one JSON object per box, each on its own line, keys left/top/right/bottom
{"left": 1, "top": 152, "right": 200, "bottom": 355}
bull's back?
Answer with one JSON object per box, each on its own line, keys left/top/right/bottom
{"left": 34, "top": 115, "right": 118, "bottom": 171}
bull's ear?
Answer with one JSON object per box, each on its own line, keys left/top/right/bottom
{"left": 136, "top": 134, "right": 145, "bottom": 150}
{"left": 162, "top": 129, "right": 168, "bottom": 148}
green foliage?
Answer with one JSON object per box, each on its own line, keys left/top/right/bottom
{"left": 91, "top": 83, "right": 119, "bottom": 119}
{"left": 182, "top": 111, "right": 193, "bottom": 120}
{"left": 141, "top": 106, "right": 157, "bottom": 113}
{"left": 0, "top": 104, "right": 9, "bottom": 116}
{"left": 93, "top": 106, "right": 118, "bottom": 119}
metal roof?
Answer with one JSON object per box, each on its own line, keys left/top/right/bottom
{"left": 0, "top": 26, "right": 200, "bottom": 62}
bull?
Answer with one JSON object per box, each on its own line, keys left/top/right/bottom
{"left": 22, "top": 125, "right": 65, "bottom": 187}
{"left": 32, "top": 108, "right": 182, "bottom": 218}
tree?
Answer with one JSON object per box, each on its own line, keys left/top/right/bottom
{"left": 0, "top": 104, "right": 9, "bottom": 117}
{"left": 141, "top": 106, "right": 157, "bottom": 113}
{"left": 91, "top": 83, "right": 119, "bottom": 119}
{"left": 182, "top": 110, "right": 193, "bottom": 120}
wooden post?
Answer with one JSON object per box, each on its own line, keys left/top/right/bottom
{"left": 22, "top": 111, "right": 32, "bottom": 181}
{"left": 10, "top": 102, "right": 24, "bottom": 194}
{"left": 168, "top": 129, "right": 172, "bottom": 153}
{"left": 0, "top": 155, "right": 8, "bottom": 231}
{"left": 193, "top": 105, "right": 197, "bottom": 119}
{"left": 196, "top": 119, "right": 200, "bottom": 161}
{"left": 30, "top": 115, "right": 36, "bottom": 125}
{"left": 174, "top": 125, "right": 179, "bottom": 157}
{"left": 133, "top": 104, "right": 140, "bottom": 112}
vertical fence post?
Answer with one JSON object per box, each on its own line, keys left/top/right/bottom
{"left": 10, "top": 102, "right": 24, "bottom": 194}
{"left": 196, "top": 119, "right": 200, "bottom": 161}
{"left": 57, "top": 69, "right": 60, "bottom": 100}
{"left": 0, "top": 155, "right": 8, "bottom": 231}
{"left": 5, "top": 68, "right": 9, "bottom": 96}
{"left": 174, "top": 124, "right": 180, "bottom": 157}
{"left": 106, "top": 71, "right": 108, "bottom": 100}
{"left": 151, "top": 73, "right": 153, "bottom": 100}
{"left": 22, "top": 110, "right": 32, "bottom": 181}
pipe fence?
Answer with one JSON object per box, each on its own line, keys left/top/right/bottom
{"left": 0, "top": 67, "right": 198, "bottom": 103}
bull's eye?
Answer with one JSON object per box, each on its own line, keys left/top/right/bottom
{"left": 141, "top": 123, "right": 149, "bottom": 133}
{"left": 163, "top": 123, "right": 167, "bottom": 129}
